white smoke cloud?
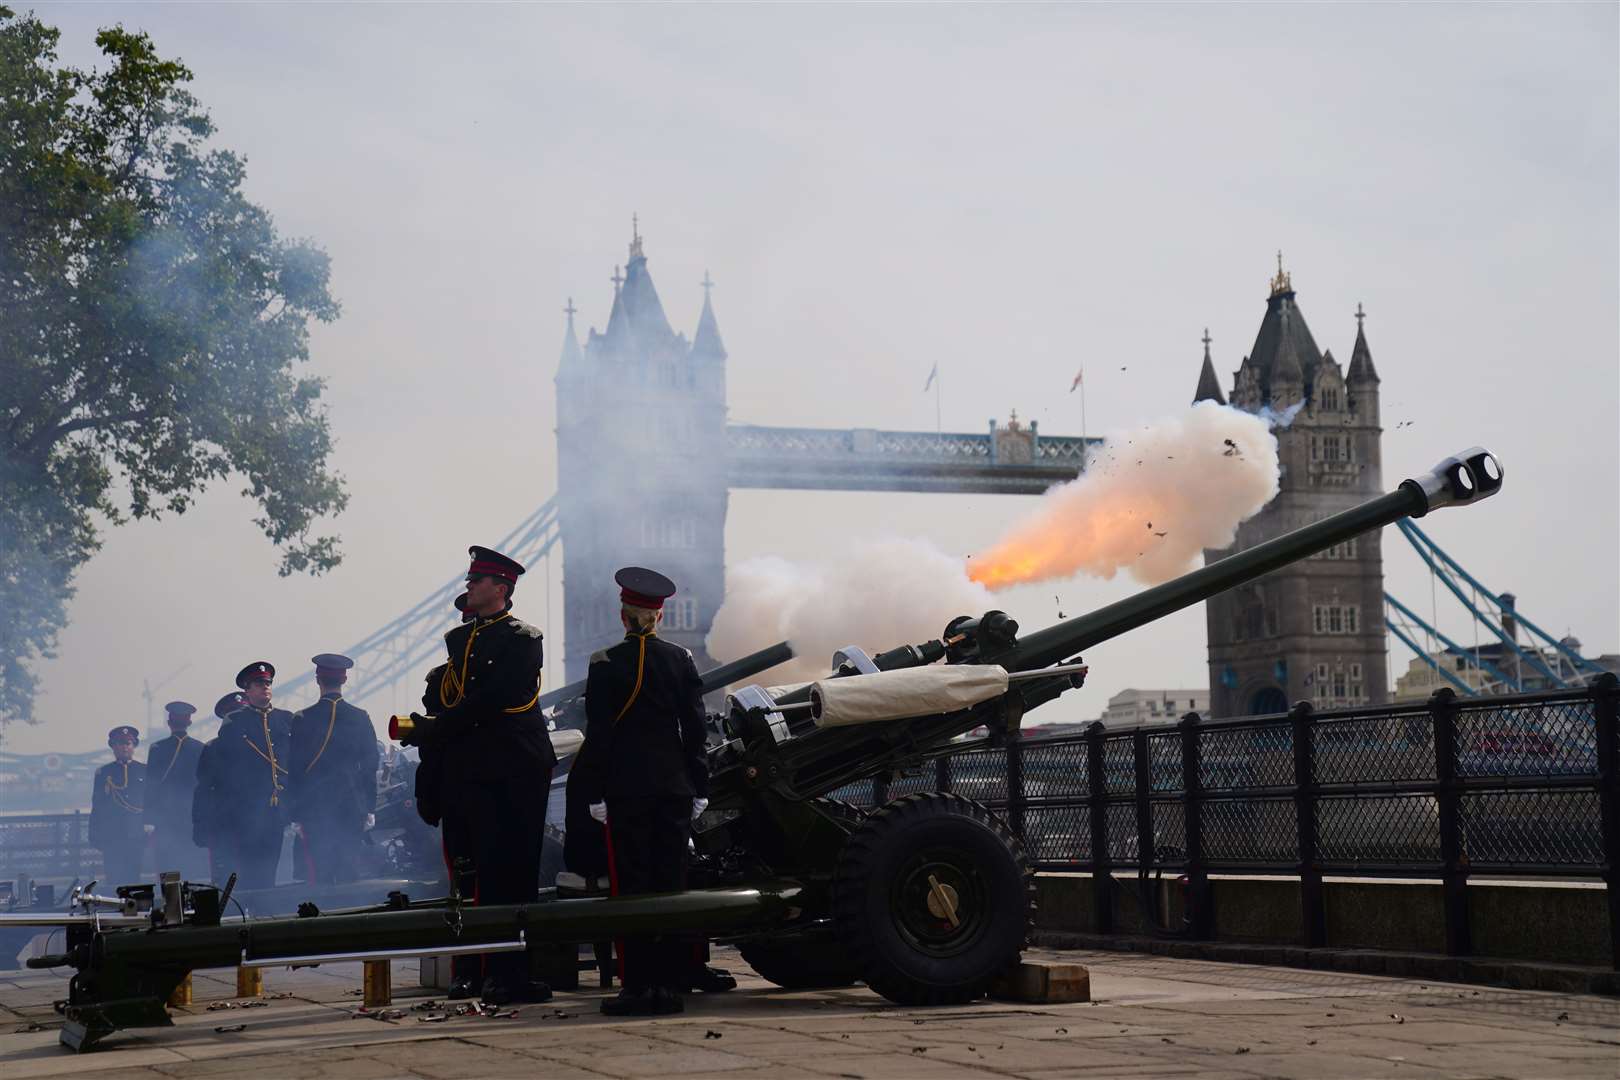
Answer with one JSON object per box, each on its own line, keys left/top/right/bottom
{"left": 707, "top": 538, "right": 994, "bottom": 685}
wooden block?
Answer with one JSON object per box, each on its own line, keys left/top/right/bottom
{"left": 235, "top": 965, "right": 264, "bottom": 998}
{"left": 363, "top": 959, "right": 392, "bottom": 1006}
{"left": 990, "top": 960, "right": 1090, "bottom": 1003}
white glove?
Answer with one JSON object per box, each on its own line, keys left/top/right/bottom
{"left": 291, "top": 822, "right": 305, "bottom": 838}
{"left": 365, "top": 814, "right": 376, "bottom": 830}
{"left": 142, "top": 824, "right": 156, "bottom": 835}
{"left": 589, "top": 801, "right": 607, "bottom": 824}
{"left": 691, "top": 798, "right": 709, "bottom": 821}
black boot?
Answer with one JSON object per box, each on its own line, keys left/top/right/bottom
{"left": 480, "top": 976, "right": 515, "bottom": 1006}
{"left": 447, "top": 976, "right": 476, "bottom": 1000}
{"left": 601, "top": 988, "right": 654, "bottom": 1016}
{"left": 518, "top": 979, "right": 553, "bottom": 1003}
{"left": 648, "top": 987, "right": 685, "bottom": 1015}
{"left": 691, "top": 965, "right": 737, "bottom": 993}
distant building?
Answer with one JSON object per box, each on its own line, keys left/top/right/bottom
{"left": 1100, "top": 688, "right": 1211, "bottom": 728}
{"left": 1393, "top": 637, "right": 1620, "bottom": 701}
{"left": 1199, "top": 259, "right": 1387, "bottom": 717}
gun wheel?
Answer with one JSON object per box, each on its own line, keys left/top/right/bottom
{"left": 833, "top": 792, "right": 1032, "bottom": 1006}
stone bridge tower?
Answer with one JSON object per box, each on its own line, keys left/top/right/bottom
{"left": 554, "top": 225, "right": 729, "bottom": 682}
{"left": 1199, "top": 259, "right": 1387, "bottom": 716}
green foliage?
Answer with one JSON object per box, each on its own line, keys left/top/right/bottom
{"left": 0, "top": 7, "right": 346, "bottom": 723}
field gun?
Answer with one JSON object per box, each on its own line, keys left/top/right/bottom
{"left": 27, "top": 447, "right": 1502, "bottom": 1051}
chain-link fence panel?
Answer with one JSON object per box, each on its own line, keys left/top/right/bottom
{"left": 1314, "top": 713, "right": 1436, "bottom": 784}
{"left": 1199, "top": 724, "right": 1294, "bottom": 790}
{"left": 1020, "top": 738, "right": 1090, "bottom": 798}
{"left": 1454, "top": 699, "right": 1597, "bottom": 779}
{"left": 1147, "top": 732, "right": 1184, "bottom": 793}
{"left": 1020, "top": 803, "right": 1093, "bottom": 867}
{"left": 1460, "top": 789, "right": 1603, "bottom": 867}
{"left": 944, "top": 747, "right": 1010, "bottom": 804}
{"left": 1202, "top": 797, "right": 1297, "bottom": 864}
{"left": 1316, "top": 794, "right": 1441, "bottom": 865}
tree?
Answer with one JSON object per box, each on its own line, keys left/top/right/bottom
{"left": 0, "top": 8, "right": 346, "bottom": 725}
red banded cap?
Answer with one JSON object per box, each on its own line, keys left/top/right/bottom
{"left": 615, "top": 566, "right": 676, "bottom": 610}
{"left": 467, "top": 546, "right": 525, "bottom": 584}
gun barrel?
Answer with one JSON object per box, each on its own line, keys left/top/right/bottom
{"left": 1003, "top": 447, "right": 1503, "bottom": 671}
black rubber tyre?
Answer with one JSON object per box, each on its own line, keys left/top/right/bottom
{"left": 833, "top": 792, "right": 1033, "bottom": 1006}
{"left": 738, "top": 930, "right": 863, "bottom": 990}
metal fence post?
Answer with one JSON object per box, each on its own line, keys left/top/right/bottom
{"left": 1086, "top": 721, "right": 1113, "bottom": 934}
{"left": 1290, "top": 701, "right": 1325, "bottom": 947}
{"left": 1591, "top": 672, "right": 1620, "bottom": 971}
{"left": 935, "top": 754, "right": 952, "bottom": 795}
{"left": 1006, "top": 734, "right": 1027, "bottom": 844}
{"left": 1180, "top": 712, "right": 1211, "bottom": 939}
{"left": 871, "top": 773, "right": 889, "bottom": 807}
{"left": 1430, "top": 686, "right": 1472, "bottom": 957}
{"left": 1132, "top": 728, "right": 1154, "bottom": 867}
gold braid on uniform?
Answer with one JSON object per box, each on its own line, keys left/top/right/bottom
{"left": 155, "top": 732, "right": 188, "bottom": 784}
{"left": 304, "top": 699, "right": 339, "bottom": 773}
{"left": 241, "top": 707, "right": 287, "bottom": 806}
{"left": 439, "top": 611, "right": 511, "bottom": 708}
{"left": 103, "top": 763, "right": 142, "bottom": 814}
{"left": 612, "top": 630, "right": 656, "bottom": 724}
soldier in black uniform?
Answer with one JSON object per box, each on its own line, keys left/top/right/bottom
{"left": 90, "top": 726, "right": 147, "bottom": 887}
{"left": 413, "top": 548, "right": 554, "bottom": 1005}
{"left": 144, "top": 701, "right": 208, "bottom": 879}
{"left": 194, "top": 662, "right": 293, "bottom": 889}
{"left": 193, "top": 692, "right": 247, "bottom": 883}
{"left": 576, "top": 567, "right": 709, "bottom": 1016}
{"left": 288, "top": 654, "right": 378, "bottom": 884}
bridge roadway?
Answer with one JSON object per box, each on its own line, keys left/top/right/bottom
{"left": 3, "top": 945, "right": 1612, "bottom": 1078}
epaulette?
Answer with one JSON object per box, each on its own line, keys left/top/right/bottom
{"left": 589, "top": 648, "right": 610, "bottom": 665}
{"left": 510, "top": 617, "right": 544, "bottom": 639}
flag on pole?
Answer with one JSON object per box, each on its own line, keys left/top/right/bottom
{"left": 1069, "top": 368, "right": 1084, "bottom": 393}
{"left": 923, "top": 363, "right": 938, "bottom": 393}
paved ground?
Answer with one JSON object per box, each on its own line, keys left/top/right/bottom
{"left": 2, "top": 947, "right": 1616, "bottom": 1079}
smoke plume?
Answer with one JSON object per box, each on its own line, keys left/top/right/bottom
{"left": 706, "top": 539, "right": 994, "bottom": 685}
{"left": 967, "top": 401, "right": 1281, "bottom": 589}
{"left": 707, "top": 403, "right": 1285, "bottom": 684}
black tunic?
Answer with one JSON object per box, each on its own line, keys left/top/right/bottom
{"left": 426, "top": 610, "right": 555, "bottom": 800}
{"left": 575, "top": 632, "right": 708, "bottom": 804}
{"left": 197, "top": 706, "right": 294, "bottom": 837}
{"left": 89, "top": 760, "right": 146, "bottom": 853}
{"left": 288, "top": 693, "right": 378, "bottom": 827}
{"left": 144, "top": 734, "right": 204, "bottom": 836}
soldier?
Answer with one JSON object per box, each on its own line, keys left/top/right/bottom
{"left": 576, "top": 567, "right": 709, "bottom": 1016}
{"left": 193, "top": 692, "right": 247, "bottom": 883}
{"left": 288, "top": 654, "right": 378, "bottom": 885}
{"left": 143, "top": 701, "right": 208, "bottom": 880}
{"left": 90, "top": 726, "right": 147, "bottom": 887}
{"left": 414, "top": 549, "right": 553, "bottom": 1005}
{"left": 194, "top": 663, "right": 293, "bottom": 889}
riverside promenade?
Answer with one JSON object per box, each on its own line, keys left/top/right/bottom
{"left": 2, "top": 946, "right": 1615, "bottom": 1079}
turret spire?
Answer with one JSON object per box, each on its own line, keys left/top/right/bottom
{"left": 692, "top": 270, "right": 727, "bottom": 361}
{"left": 1269, "top": 250, "right": 1294, "bottom": 298}
{"left": 1347, "top": 301, "right": 1380, "bottom": 383}
{"left": 1193, "top": 327, "right": 1225, "bottom": 404}
{"left": 558, "top": 297, "right": 583, "bottom": 372}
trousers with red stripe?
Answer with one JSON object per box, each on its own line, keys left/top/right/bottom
{"left": 607, "top": 795, "right": 692, "bottom": 993}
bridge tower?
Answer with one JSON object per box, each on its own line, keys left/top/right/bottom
{"left": 555, "top": 225, "right": 729, "bottom": 682}
{"left": 1199, "top": 259, "right": 1387, "bottom": 716}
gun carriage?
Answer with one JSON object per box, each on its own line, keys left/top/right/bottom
{"left": 14, "top": 448, "right": 1503, "bottom": 1051}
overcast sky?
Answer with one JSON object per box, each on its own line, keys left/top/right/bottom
{"left": 8, "top": 2, "right": 1616, "bottom": 755}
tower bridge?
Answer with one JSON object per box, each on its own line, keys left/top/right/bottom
{"left": 267, "top": 231, "right": 1603, "bottom": 715}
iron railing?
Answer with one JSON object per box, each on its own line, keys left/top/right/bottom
{"left": 0, "top": 811, "right": 99, "bottom": 885}
{"left": 831, "top": 674, "right": 1620, "bottom": 968}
